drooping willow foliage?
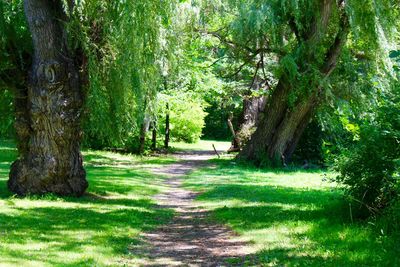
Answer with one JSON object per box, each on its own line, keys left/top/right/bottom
{"left": 66, "top": 0, "right": 178, "bottom": 149}
{"left": 194, "top": 0, "right": 399, "bottom": 155}
{"left": 2, "top": 0, "right": 181, "bottom": 148}
{"left": 195, "top": 0, "right": 399, "bottom": 93}
{"left": 191, "top": 0, "right": 400, "bottom": 215}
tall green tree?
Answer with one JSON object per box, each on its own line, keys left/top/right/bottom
{"left": 196, "top": 0, "right": 399, "bottom": 165}
{"left": 240, "top": 0, "right": 351, "bottom": 165}
{"left": 5, "top": 0, "right": 177, "bottom": 195}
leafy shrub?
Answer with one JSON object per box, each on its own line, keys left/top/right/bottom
{"left": 158, "top": 92, "right": 207, "bottom": 143}
{"left": 335, "top": 83, "right": 400, "bottom": 217}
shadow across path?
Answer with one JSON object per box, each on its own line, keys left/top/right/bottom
{"left": 130, "top": 151, "right": 253, "bottom": 266}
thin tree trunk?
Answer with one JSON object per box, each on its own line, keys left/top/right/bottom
{"left": 139, "top": 123, "right": 146, "bottom": 154}
{"left": 151, "top": 121, "right": 157, "bottom": 150}
{"left": 139, "top": 113, "right": 150, "bottom": 154}
{"left": 8, "top": 0, "right": 87, "bottom": 196}
{"left": 164, "top": 103, "right": 170, "bottom": 149}
{"left": 227, "top": 113, "right": 240, "bottom": 153}
{"left": 239, "top": 0, "right": 349, "bottom": 166}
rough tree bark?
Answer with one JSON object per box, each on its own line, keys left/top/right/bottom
{"left": 237, "top": 95, "right": 267, "bottom": 143}
{"left": 239, "top": 0, "right": 349, "bottom": 165}
{"left": 8, "top": 0, "right": 88, "bottom": 196}
{"left": 228, "top": 95, "right": 267, "bottom": 153}
{"left": 13, "top": 84, "right": 31, "bottom": 156}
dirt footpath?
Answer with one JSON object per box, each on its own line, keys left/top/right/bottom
{"left": 131, "top": 151, "right": 253, "bottom": 267}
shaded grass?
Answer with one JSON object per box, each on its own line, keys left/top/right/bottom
{"left": 0, "top": 141, "right": 175, "bottom": 266}
{"left": 184, "top": 159, "right": 400, "bottom": 266}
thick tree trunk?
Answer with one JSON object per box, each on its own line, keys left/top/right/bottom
{"left": 237, "top": 95, "right": 266, "bottom": 144}
{"left": 239, "top": 0, "right": 349, "bottom": 166}
{"left": 8, "top": 0, "right": 87, "bottom": 196}
{"left": 228, "top": 95, "right": 267, "bottom": 152}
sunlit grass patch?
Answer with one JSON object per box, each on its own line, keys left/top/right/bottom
{"left": 184, "top": 158, "right": 400, "bottom": 266}
{"left": 170, "top": 139, "right": 231, "bottom": 152}
{"left": 0, "top": 140, "right": 174, "bottom": 266}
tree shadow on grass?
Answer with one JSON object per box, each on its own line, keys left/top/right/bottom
{"left": 0, "top": 204, "right": 173, "bottom": 265}
{"left": 209, "top": 158, "right": 325, "bottom": 174}
{"left": 0, "top": 168, "right": 174, "bottom": 265}
{"left": 0, "top": 164, "right": 166, "bottom": 198}
{"left": 197, "top": 184, "right": 339, "bottom": 206}
{"left": 83, "top": 151, "right": 178, "bottom": 168}
{"left": 198, "top": 184, "right": 397, "bottom": 266}
{"left": 0, "top": 141, "right": 175, "bottom": 265}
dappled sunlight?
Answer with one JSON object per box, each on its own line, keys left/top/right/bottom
{"left": 0, "top": 141, "right": 174, "bottom": 266}
{"left": 0, "top": 140, "right": 398, "bottom": 266}
{"left": 184, "top": 159, "right": 396, "bottom": 266}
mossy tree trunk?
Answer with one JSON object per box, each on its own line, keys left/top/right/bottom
{"left": 8, "top": 0, "right": 88, "bottom": 196}
{"left": 239, "top": 0, "right": 349, "bottom": 166}
{"left": 228, "top": 95, "right": 267, "bottom": 153}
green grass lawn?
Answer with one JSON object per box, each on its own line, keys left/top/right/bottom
{"left": 183, "top": 159, "right": 400, "bottom": 266}
{"left": 0, "top": 140, "right": 175, "bottom": 266}
{"left": 1, "top": 140, "right": 399, "bottom": 266}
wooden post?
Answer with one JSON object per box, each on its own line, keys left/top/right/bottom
{"left": 212, "top": 144, "right": 220, "bottom": 158}
{"left": 227, "top": 112, "right": 240, "bottom": 153}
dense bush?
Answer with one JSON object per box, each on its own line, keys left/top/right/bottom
{"left": 0, "top": 0, "right": 31, "bottom": 139}
{"left": 202, "top": 104, "right": 232, "bottom": 141}
{"left": 291, "top": 120, "right": 324, "bottom": 165}
{"left": 335, "top": 83, "right": 400, "bottom": 216}
{"left": 379, "top": 198, "right": 400, "bottom": 236}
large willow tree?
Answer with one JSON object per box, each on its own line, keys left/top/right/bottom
{"left": 4, "top": 0, "right": 175, "bottom": 196}
{"left": 240, "top": 0, "right": 352, "bottom": 164}
{"left": 242, "top": 0, "right": 398, "bottom": 165}
{"left": 197, "top": 0, "right": 399, "bottom": 165}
